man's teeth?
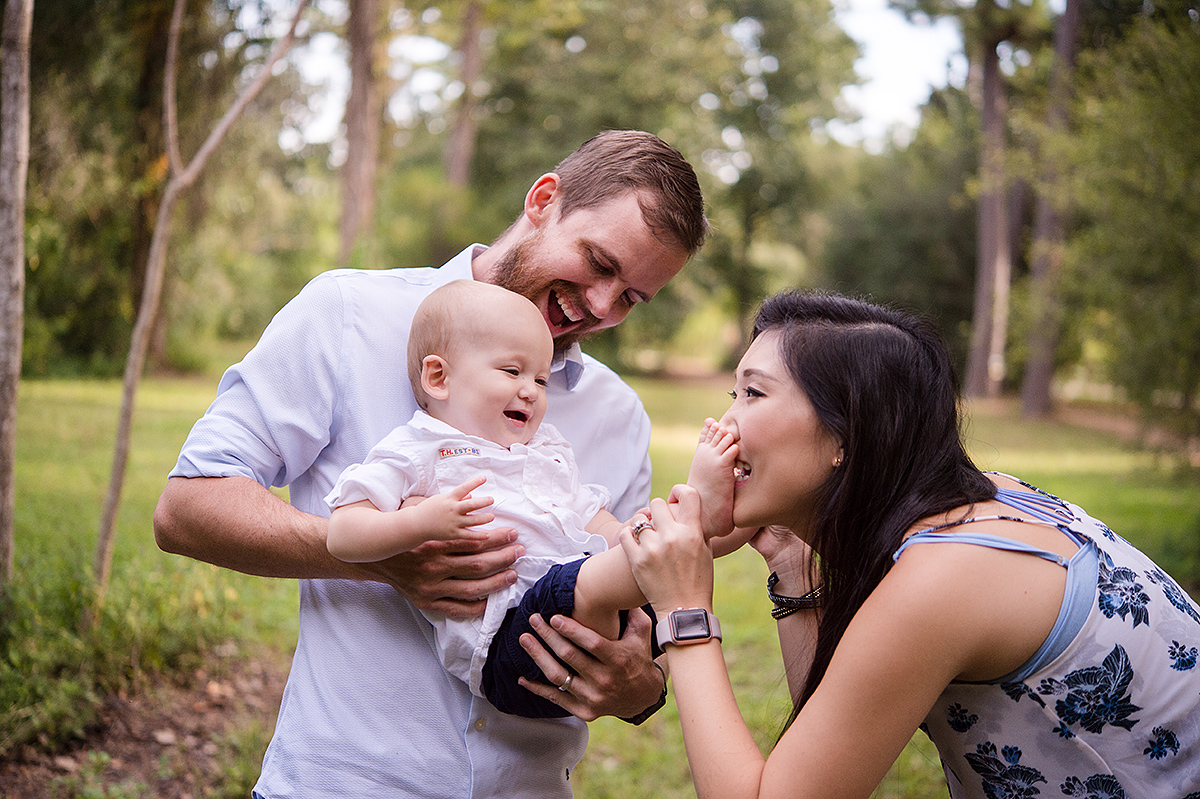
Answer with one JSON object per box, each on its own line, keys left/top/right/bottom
{"left": 556, "top": 294, "right": 583, "bottom": 323}
{"left": 734, "top": 463, "right": 751, "bottom": 480}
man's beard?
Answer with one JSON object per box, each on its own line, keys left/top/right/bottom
{"left": 489, "top": 231, "right": 598, "bottom": 352}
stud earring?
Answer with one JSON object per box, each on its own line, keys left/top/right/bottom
{"left": 833, "top": 453, "right": 843, "bottom": 468}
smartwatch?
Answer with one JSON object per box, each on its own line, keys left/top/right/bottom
{"left": 655, "top": 608, "right": 722, "bottom": 648}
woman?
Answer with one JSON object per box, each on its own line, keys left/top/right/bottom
{"left": 522, "top": 291, "right": 1200, "bottom": 798}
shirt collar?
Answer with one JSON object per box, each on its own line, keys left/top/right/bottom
{"left": 410, "top": 409, "right": 553, "bottom": 450}
{"left": 552, "top": 346, "right": 585, "bottom": 390}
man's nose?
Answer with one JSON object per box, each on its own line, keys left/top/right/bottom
{"left": 585, "top": 282, "right": 623, "bottom": 322}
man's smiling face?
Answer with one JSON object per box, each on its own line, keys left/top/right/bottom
{"left": 487, "top": 191, "right": 688, "bottom": 351}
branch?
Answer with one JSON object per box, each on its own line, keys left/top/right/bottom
{"left": 175, "top": 0, "right": 313, "bottom": 189}
{"left": 164, "top": 0, "right": 186, "bottom": 177}
{"left": 90, "top": 0, "right": 313, "bottom": 623}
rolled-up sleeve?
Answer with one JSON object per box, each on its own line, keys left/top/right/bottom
{"left": 170, "top": 273, "right": 345, "bottom": 489}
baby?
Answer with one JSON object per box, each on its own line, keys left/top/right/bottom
{"left": 325, "top": 280, "right": 743, "bottom": 717}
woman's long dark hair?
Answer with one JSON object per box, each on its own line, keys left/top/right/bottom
{"left": 752, "top": 291, "right": 996, "bottom": 720}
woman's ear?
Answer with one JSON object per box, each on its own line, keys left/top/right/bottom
{"left": 421, "top": 355, "right": 451, "bottom": 401}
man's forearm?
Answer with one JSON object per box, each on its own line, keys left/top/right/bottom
{"left": 154, "top": 475, "right": 357, "bottom": 581}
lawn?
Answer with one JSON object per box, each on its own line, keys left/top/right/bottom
{"left": 4, "top": 372, "right": 1198, "bottom": 798}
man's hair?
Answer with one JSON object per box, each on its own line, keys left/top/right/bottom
{"left": 406, "top": 281, "right": 478, "bottom": 410}
{"left": 552, "top": 130, "right": 708, "bottom": 255}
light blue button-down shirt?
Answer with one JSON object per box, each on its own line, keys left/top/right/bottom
{"left": 171, "top": 246, "right": 653, "bottom": 797}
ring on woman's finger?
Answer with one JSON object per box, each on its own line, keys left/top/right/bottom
{"left": 558, "top": 674, "right": 574, "bottom": 693}
{"left": 630, "top": 519, "right": 653, "bottom": 542}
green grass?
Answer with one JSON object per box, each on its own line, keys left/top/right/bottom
{"left": 2, "top": 377, "right": 297, "bottom": 775}
{"left": 5, "top": 373, "right": 1198, "bottom": 797}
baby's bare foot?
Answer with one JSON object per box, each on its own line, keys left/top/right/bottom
{"left": 687, "top": 418, "right": 738, "bottom": 539}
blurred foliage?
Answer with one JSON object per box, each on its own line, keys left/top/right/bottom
{"left": 1063, "top": 13, "right": 1200, "bottom": 440}
{"left": 820, "top": 85, "right": 980, "bottom": 370}
{"left": 22, "top": 0, "right": 334, "bottom": 377}
{"left": 15, "top": 0, "right": 1200, "bottom": 427}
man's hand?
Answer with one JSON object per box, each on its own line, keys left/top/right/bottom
{"left": 360, "top": 528, "right": 525, "bottom": 619}
{"left": 515, "top": 608, "right": 665, "bottom": 722}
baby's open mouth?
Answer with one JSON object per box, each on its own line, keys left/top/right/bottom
{"left": 504, "top": 410, "right": 530, "bottom": 423}
{"left": 734, "top": 462, "right": 751, "bottom": 480}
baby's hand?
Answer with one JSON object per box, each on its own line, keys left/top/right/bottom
{"left": 417, "top": 475, "right": 496, "bottom": 541}
{"left": 686, "top": 418, "right": 737, "bottom": 540}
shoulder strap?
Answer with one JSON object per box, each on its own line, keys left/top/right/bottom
{"left": 893, "top": 516, "right": 1072, "bottom": 566}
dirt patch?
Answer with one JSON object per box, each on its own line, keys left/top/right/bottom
{"left": 0, "top": 651, "right": 289, "bottom": 798}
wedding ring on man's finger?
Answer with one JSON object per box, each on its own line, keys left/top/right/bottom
{"left": 630, "top": 519, "right": 653, "bottom": 542}
{"left": 558, "top": 674, "right": 574, "bottom": 693}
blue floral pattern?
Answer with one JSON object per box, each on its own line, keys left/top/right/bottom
{"left": 1036, "top": 646, "right": 1141, "bottom": 738}
{"left": 1096, "top": 562, "right": 1149, "bottom": 628}
{"left": 965, "top": 743, "right": 1047, "bottom": 799}
{"left": 948, "top": 703, "right": 979, "bottom": 732}
{"left": 915, "top": 477, "right": 1200, "bottom": 798}
{"left": 1145, "top": 567, "right": 1200, "bottom": 624}
{"left": 1168, "top": 640, "right": 1198, "bottom": 671}
{"left": 1141, "top": 725, "right": 1178, "bottom": 760}
{"left": 1001, "top": 681, "right": 1047, "bottom": 708}
{"left": 1059, "top": 774, "right": 1126, "bottom": 798}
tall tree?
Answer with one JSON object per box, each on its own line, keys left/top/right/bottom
{"left": 428, "top": 0, "right": 485, "bottom": 265}
{"left": 700, "top": 1, "right": 858, "bottom": 358}
{"left": 963, "top": 21, "right": 1013, "bottom": 397}
{"left": 91, "top": 0, "right": 312, "bottom": 622}
{"left": 0, "top": 0, "right": 34, "bottom": 587}
{"left": 1019, "top": 0, "right": 1082, "bottom": 417}
{"left": 443, "top": 0, "right": 483, "bottom": 189}
{"left": 1066, "top": 13, "right": 1200, "bottom": 438}
{"left": 893, "top": 0, "right": 1046, "bottom": 397}
{"left": 339, "top": 0, "right": 384, "bottom": 269}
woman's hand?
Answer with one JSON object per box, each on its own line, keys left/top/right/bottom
{"left": 750, "top": 524, "right": 815, "bottom": 590}
{"left": 619, "top": 485, "right": 715, "bottom": 615}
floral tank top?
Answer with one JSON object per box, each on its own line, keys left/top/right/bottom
{"left": 893, "top": 475, "right": 1200, "bottom": 798}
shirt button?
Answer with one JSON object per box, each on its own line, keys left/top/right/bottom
{"left": 474, "top": 718, "right": 487, "bottom": 732}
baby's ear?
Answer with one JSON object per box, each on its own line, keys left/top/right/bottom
{"left": 421, "top": 355, "right": 451, "bottom": 400}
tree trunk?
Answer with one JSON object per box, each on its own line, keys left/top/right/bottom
{"left": 0, "top": 0, "right": 34, "bottom": 588}
{"left": 90, "top": 0, "right": 311, "bottom": 625}
{"left": 445, "top": 0, "right": 482, "bottom": 188}
{"left": 338, "top": 0, "right": 382, "bottom": 269}
{"left": 1020, "top": 0, "right": 1082, "bottom": 418}
{"left": 432, "top": 0, "right": 484, "bottom": 267}
{"left": 965, "top": 41, "right": 1010, "bottom": 398}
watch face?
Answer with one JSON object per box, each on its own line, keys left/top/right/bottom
{"left": 671, "top": 609, "right": 711, "bottom": 641}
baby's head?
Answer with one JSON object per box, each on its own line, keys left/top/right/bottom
{"left": 407, "top": 280, "right": 554, "bottom": 448}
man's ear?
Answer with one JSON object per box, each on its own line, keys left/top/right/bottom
{"left": 421, "top": 355, "right": 451, "bottom": 400}
{"left": 524, "top": 173, "right": 560, "bottom": 228}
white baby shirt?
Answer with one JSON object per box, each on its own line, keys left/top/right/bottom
{"left": 325, "top": 411, "right": 611, "bottom": 696}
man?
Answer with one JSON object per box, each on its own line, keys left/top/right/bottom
{"left": 154, "top": 130, "right": 708, "bottom": 797}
